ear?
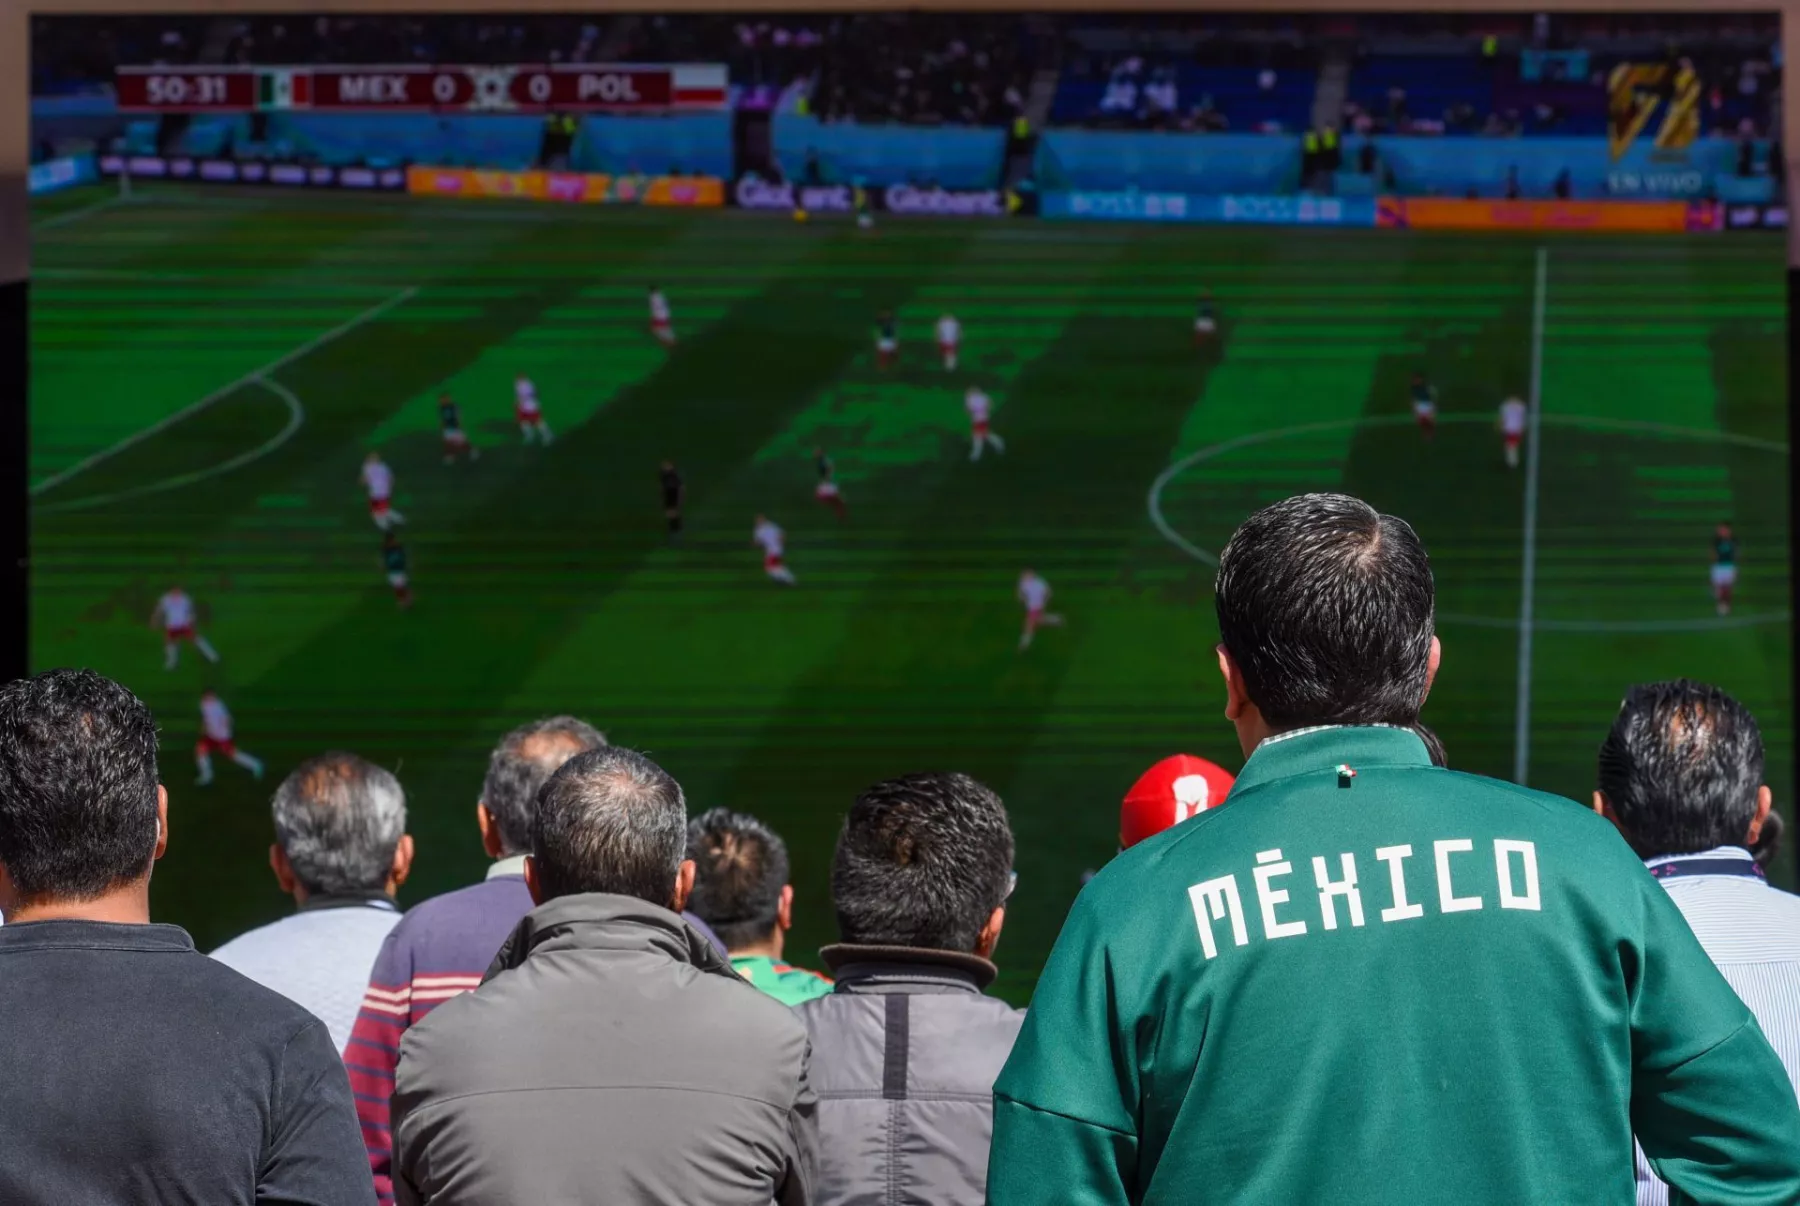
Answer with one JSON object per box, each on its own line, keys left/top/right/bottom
{"left": 153, "top": 785, "right": 170, "bottom": 863}
{"left": 1422, "top": 636, "right": 1442, "bottom": 702}
{"left": 671, "top": 859, "right": 697, "bottom": 913}
{"left": 1746, "top": 785, "right": 1774, "bottom": 845}
{"left": 477, "top": 802, "right": 505, "bottom": 860}
{"left": 776, "top": 883, "right": 795, "bottom": 932}
{"left": 270, "top": 844, "right": 300, "bottom": 895}
{"left": 389, "top": 834, "right": 416, "bottom": 893}
{"left": 1591, "top": 791, "right": 1630, "bottom": 841}
{"left": 975, "top": 905, "right": 1007, "bottom": 959}
{"left": 1216, "top": 644, "right": 1250, "bottom": 722}
{"left": 524, "top": 855, "right": 544, "bottom": 905}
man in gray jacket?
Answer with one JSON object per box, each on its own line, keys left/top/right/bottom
{"left": 391, "top": 746, "right": 818, "bottom": 1205}
{"left": 797, "top": 772, "right": 1024, "bottom": 1205}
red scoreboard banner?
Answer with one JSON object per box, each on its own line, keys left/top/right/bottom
{"left": 116, "top": 64, "right": 728, "bottom": 113}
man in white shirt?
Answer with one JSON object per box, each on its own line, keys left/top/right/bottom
{"left": 1498, "top": 396, "right": 1528, "bottom": 469}
{"left": 1593, "top": 679, "right": 1800, "bottom": 1206}
{"left": 213, "top": 751, "right": 414, "bottom": 1052}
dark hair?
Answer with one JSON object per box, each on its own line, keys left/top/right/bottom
{"left": 686, "top": 808, "right": 789, "bottom": 950}
{"left": 1597, "top": 680, "right": 1765, "bottom": 858}
{"left": 832, "top": 772, "right": 1014, "bottom": 953}
{"left": 482, "top": 716, "right": 607, "bottom": 856}
{"left": 0, "top": 669, "right": 162, "bottom": 903}
{"left": 1412, "top": 724, "right": 1448, "bottom": 768}
{"left": 532, "top": 746, "right": 686, "bottom": 906}
{"left": 271, "top": 753, "right": 406, "bottom": 895}
{"left": 1215, "top": 493, "right": 1436, "bottom": 729}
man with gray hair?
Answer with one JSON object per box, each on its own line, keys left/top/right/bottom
{"left": 392, "top": 746, "right": 818, "bottom": 1205}
{"left": 1593, "top": 680, "right": 1800, "bottom": 1206}
{"left": 213, "top": 751, "right": 414, "bottom": 1052}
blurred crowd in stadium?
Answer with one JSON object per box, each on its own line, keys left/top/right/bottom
{"left": 2, "top": 492, "right": 1798, "bottom": 1205}
{"left": 33, "top": 12, "right": 1782, "bottom": 138}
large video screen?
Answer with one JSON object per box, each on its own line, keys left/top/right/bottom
{"left": 28, "top": 11, "right": 1789, "bottom": 996}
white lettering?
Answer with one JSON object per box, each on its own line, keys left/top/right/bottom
{"left": 339, "top": 76, "right": 375, "bottom": 103}
{"left": 1188, "top": 874, "right": 1249, "bottom": 960}
{"left": 1434, "top": 839, "right": 1484, "bottom": 913}
{"left": 578, "top": 72, "right": 642, "bottom": 103}
{"left": 529, "top": 73, "right": 552, "bottom": 103}
{"left": 432, "top": 73, "right": 457, "bottom": 103}
{"left": 1252, "top": 850, "right": 1308, "bottom": 941}
{"left": 1495, "top": 839, "right": 1542, "bottom": 911}
{"left": 1375, "top": 845, "right": 1425, "bottom": 922}
{"left": 1312, "top": 852, "right": 1365, "bottom": 930}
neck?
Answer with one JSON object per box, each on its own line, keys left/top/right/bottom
{"left": 729, "top": 930, "right": 784, "bottom": 961}
{"left": 4, "top": 880, "right": 152, "bottom": 926}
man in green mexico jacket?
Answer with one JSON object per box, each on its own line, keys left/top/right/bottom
{"left": 989, "top": 492, "right": 1800, "bottom": 1206}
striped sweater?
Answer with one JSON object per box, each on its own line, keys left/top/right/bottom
{"left": 347, "top": 863, "right": 533, "bottom": 1204}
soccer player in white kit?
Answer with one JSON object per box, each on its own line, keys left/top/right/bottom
{"left": 361, "top": 451, "right": 405, "bottom": 531}
{"left": 1017, "top": 568, "right": 1064, "bottom": 651}
{"left": 966, "top": 386, "right": 1006, "bottom": 461}
{"left": 1498, "top": 395, "right": 1528, "bottom": 469}
{"left": 515, "top": 374, "right": 554, "bottom": 444}
{"left": 648, "top": 287, "right": 676, "bottom": 349}
{"left": 195, "top": 690, "right": 265, "bottom": 786}
{"left": 937, "top": 313, "right": 962, "bottom": 372}
{"left": 150, "top": 586, "right": 220, "bottom": 670}
{"left": 753, "top": 515, "right": 797, "bottom": 585}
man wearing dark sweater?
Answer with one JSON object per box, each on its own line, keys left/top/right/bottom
{"left": 0, "top": 669, "right": 372, "bottom": 1206}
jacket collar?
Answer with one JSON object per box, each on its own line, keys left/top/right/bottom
{"left": 1231, "top": 724, "right": 1432, "bottom": 798}
{"left": 297, "top": 890, "right": 399, "bottom": 913}
{"left": 484, "top": 892, "right": 740, "bottom": 986}
{"left": 819, "top": 942, "right": 997, "bottom": 991}
{"left": 0, "top": 919, "right": 194, "bottom": 953}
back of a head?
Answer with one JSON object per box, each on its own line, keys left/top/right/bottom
{"left": 686, "top": 808, "right": 788, "bottom": 950}
{"left": 483, "top": 716, "right": 607, "bottom": 856}
{"left": 1215, "top": 492, "right": 1436, "bottom": 729}
{"left": 1597, "top": 679, "right": 1764, "bottom": 859}
{"left": 832, "top": 772, "right": 1014, "bottom": 953}
{"left": 532, "top": 746, "right": 686, "bottom": 906}
{"left": 271, "top": 753, "right": 407, "bottom": 895}
{"left": 0, "top": 669, "right": 161, "bottom": 905}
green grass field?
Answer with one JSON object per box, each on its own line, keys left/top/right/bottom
{"left": 29, "top": 182, "right": 1791, "bottom": 1000}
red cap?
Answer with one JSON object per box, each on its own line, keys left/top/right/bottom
{"left": 1120, "top": 755, "right": 1235, "bottom": 849}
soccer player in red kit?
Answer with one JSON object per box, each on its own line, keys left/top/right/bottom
{"left": 195, "top": 691, "right": 265, "bottom": 785}
{"left": 937, "top": 312, "right": 962, "bottom": 372}
{"left": 151, "top": 586, "right": 220, "bottom": 670}
{"left": 966, "top": 386, "right": 1006, "bottom": 461}
{"left": 754, "top": 515, "right": 797, "bottom": 585}
{"left": 515, "top": 375, "right": 554, "bottom": 445}
{"left": 648, "top": 287, "right": 676, "bottom": 348}
{"left": 1017, "top": 568, "right": 1064, "bottom": 650}
{"left": 361, "top": 452, "right": 405, "bottom": 531}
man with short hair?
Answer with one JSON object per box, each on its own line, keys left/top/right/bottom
{"left": 1593, "top": 680, "right": 1800, "bottom": 1206}
{"left": 213, "top": 751, "right": 414, "bottom": 1052}
{"left": 348, "top": 715, "right": 605, "bottom": 1203}
{"left": 798, "top": 772, "right": 1023, "bottom": 1204}
{"left": 392, "top": 747, "right": 818, "bottom": 1205}
{"left": 990, "top": 493, "right": 1800, "bottom": 1206}
{"left": 687, "top": 807, "right": 832, "bottom": 1004}
{"left": 0, "top": 669, "right": 372, "bottom": 1205}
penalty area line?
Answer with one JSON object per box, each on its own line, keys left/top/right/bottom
{"left": 1512, "top": 246, "right": 1548, "bottom": 788}
{"left": 30, "top": 286, "right": 417, "bottom": 497}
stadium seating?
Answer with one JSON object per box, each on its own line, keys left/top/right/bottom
{"left": 1051, "top": 64, "right": 1315, "bottom": 132}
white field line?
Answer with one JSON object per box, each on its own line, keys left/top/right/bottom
{"left": 30, "top": 286, "right": 417, "bottom": 496}
{"left": 1512, "top": 247, "right": 1548, "bottom": 787}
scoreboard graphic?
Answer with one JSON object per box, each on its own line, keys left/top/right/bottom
{"left": 115, "top": 63, "right": 729, "bottom": 113}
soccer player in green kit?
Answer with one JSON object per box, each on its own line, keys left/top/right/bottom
{"left": 989, "top": 493, "right": 1800, "bottom": 1206}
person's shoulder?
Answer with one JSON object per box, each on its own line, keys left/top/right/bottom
{"left": 768, "top": 962, "right": 835, "bottom": 1000}
{"left": 388, "top": 875, "right": 527, "bottom": 941}
{"left": 209, "top": 914, "right": 298, "bottom": 966}
{"left": 181, "top": 946, "right": 343, "bottom": 1047}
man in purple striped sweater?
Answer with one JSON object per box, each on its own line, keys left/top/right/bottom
{"left": 346, "top": 717, "right": 604, "bottom": 1204}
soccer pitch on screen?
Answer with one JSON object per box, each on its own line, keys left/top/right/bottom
{"left": 29, "top": 183, "right": 1791, "bottom": 999}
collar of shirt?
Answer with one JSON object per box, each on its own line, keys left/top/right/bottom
{"left": 1232, "top": 724, "right": 1432, "bottom": 797}
{"left": 486, "top": 854, "right": 529, "bottom": 881}
{"left": 1644, "top": 845, "right": 1765, "bottom": 881}
{"left": 296, "top": 890, "right": 399, "bottom": 913}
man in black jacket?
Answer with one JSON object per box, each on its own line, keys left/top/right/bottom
{"left": 0, "top": 668, "right": 373, "bottom": 1206}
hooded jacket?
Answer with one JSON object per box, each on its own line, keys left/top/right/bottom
{"left": 391, "top": 893, "right": 818, "bottom": 1205}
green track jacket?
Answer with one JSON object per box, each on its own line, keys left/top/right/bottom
{"left": 991, "top": 726, "right": 1800, "bottom": 1206}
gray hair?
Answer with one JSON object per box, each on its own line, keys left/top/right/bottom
{"left": 270, "top": 752, "right": 407, "bottom": 895}
{"left": 532, "top": 746, "right": 686, "bottom": 906}
{"left": 482, "top": 716, "right": 607, "bottom": 856}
